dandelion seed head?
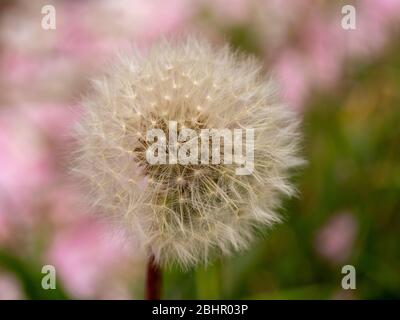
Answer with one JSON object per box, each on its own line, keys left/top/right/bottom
{"left": 73, "top": 37, "right": 303, "bottom": 269}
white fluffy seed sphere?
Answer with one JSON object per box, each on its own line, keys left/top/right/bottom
{"left": 73, "top": 37, "right": 303, "bottom": 269}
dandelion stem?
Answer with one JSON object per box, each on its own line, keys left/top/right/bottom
{"left": 146, "top": 253, "right": 162, "bottom": 300}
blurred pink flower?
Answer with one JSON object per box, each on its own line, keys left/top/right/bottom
{"left": 55, "top": 2, "right": 99, "bottom": 59}
{"left": 270, "top": 5, "right": 345, "bottom": 109}
{"left": 47, "top": 219, "right": 138, "bottom": 299}
{"left": 0, "top": 104, "right": 75, "bottom": 204}
{"left": 0, "top": 106, "right": 53, "bottom": 215}
{"left": 0, "top": 53, "right": 40, "bottom": 84}
{"left": 128, "top": 0, "right": 193, "bottom": 41}
{"left": 272, "top": 0, "right": 400, "bottom": 110}
{"left": 0, "top": 273, "right": 24, "bottom": 300}
{"left": 0, "top": 103, "right": 77, "bottom": 246}
{"left": 302, "top": 14, "right": 343, "bottom": 89}
{"left": 274, "top": 49, "right": 309, "bottom": 109}
{"left": 56, "top": 0, "right": 193, "bottom": 58}
{"left": 23, "top": 104, "right": 78, "bottom": 141}
{"left": 315, "top": 212, "right": 358, "bottom": 264}
{"left": 343, "top": 0, "right": 400, "bottom": 56}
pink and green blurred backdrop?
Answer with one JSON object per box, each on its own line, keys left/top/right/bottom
{"left": 0, "top": 0, "right": 399, "bottom": 299}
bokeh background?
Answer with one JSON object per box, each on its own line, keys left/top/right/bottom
{"left": 0, "top": 0, "right": 399, "bottom": 299}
